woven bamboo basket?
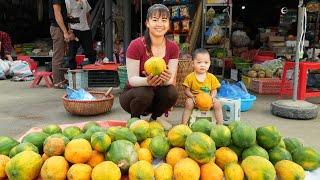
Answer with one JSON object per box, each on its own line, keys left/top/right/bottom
{"left": 175, "top": 58, "right": 193, "bottom": 107}
{"left": 62, "top": 91, "right": 114, "bottom": 116}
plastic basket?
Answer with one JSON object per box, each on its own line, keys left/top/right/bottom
{"left": 241, "top": 75, "right": 255, "bottom": 90}
{"left": 234, "top": 62, "right": 252, "bottom": 70}
{"left": 241, "top": 95, "right": 256, "bottom": 112}
{"left": 117, "top": 66, "right": 127, "bottom": 90}
{"left": 251, "top": 78, "right": 292, "bottom": 94}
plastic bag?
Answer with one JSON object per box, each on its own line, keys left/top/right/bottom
{"left": 171, "top": 6, "right": 180, "bottom": 20}
{"left": 173, "top": 21, "right": 180, "bottom": 33}
{"left": 0, "top": 59, "right": 10, "bottom": 76}
{"left": 232, "top": 30, "right": 251, "bottom": 47}
{"left": 205, "top": 19, "right": 224, "bottom": 45}
{"left": 181, "top": 19, "right": 190, "bottom": 33}
{"left": 218, "top": 81, "right": 251, "bottom": 99}
{"left": 180, "top": 5, "right": 189, "bottom": 19}
{"left": 9, "top": 60, "right": 33, "bottom": 77}
{"left": 206, "top": 8, "right": 215, "bottom": 24}
{"left": 66, "top": 87, "right": 96, "bottom": 100}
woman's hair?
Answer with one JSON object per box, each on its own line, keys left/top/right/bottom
{"left": 144, "top": 4, "right": 170, "bottom": 56}
{"left": 192, "top": 48, "right": 210, "bottom": 60}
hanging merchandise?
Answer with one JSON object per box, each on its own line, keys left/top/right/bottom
{"left": 171, "top": 6, "right": 180, "bottom": 20}
{"left": 174, "top": 34, "right": 180, "bottom": 44}
{"left": 180, "top": 5, "right": 190, "bottom": 19}
{"left": 206, "top": 7, "right": 216, "bottom": 24}
{"left": 182, "top": 19, "right": 190, "bottom": 33}
{"left": 173, "top": 21, "right": 181, "bottom": 33}
{"left": 232, "top": 30, "right": 251, "bottom": 47}
{"left": 205, "top": 18, "right": 224, "bottom": 44}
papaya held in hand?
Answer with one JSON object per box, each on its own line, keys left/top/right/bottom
{"left": 195, "top": 93, "right": 213, "bottom": 111}
{"left": 144, "top": 57, "right": 167, "bottom": 76}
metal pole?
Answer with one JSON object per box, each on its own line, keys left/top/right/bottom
{"left": 123, "top": 0, "right": 131, "bottom": 53}
{"left": 140, "top": 0, "right": 143, "bottom": 36}
{"left": 293, "top": 0, "right": 304, "bottom": 101}
{"left": 105, "top": 0, "right": 113, "bottom": 61}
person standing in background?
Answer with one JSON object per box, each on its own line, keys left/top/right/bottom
{"left": 0, "top": 31, "right": 13, "bottom": 61}
{"left": 65, "top": 0, "right": 96, "bottom": 69}
{"left": 49, "top": 0, "right": 74, "bottom": 88}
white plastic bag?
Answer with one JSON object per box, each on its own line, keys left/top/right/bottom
{"left": 9, "top": 60, "right": 33, "bottom": 77}
{"left": 0, "top": 59, "right": 10, "bottom": 76}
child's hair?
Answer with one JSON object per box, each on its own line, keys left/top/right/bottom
{"left": 192, "top": 48, "right": 210, "bottom": 60}
{"left": 144, "top": 4, "right": 170, "bottom": 56}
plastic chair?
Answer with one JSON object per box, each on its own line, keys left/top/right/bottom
{"left": 17, "top": 55, "right": 54, "bottom": 88}
{"left": 298, "top": 62, "right": 320, "bottom": 100}
{"left": 279, "top": 61, "right": 320, "bottom": 100}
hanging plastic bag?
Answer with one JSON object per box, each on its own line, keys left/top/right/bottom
{"left": 205, "top": 18, "right": 224, "bottom": 45}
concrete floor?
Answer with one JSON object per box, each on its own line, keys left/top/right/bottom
{"left": 0, "top": 80, "right": 319, "bottom": 150}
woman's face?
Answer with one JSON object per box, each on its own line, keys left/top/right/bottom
{"left": 146, "top": 12, "right": 170, "bottom": 38}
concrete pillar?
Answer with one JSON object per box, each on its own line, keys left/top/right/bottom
{"left": 105, "top": 0, "right": 113, "bottom": 61}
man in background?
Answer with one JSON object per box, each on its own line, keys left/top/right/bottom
{"left": 49, "top": 0, "right": 74, "bottom": 88}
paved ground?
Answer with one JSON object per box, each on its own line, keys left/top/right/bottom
{"left": 0, "top": 79, "right": 319, "bottom": 150}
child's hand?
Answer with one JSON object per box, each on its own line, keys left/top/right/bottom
{"left": 159, "top": 66, "right": 172, "bottom": 83}
{"left": 192, "top": 96, "right": 196, "bottom": 104}
{"left": 143, "top": 71, "right": 162, "bottom": 87}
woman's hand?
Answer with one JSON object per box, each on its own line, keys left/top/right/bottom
{"left": 143, "top": 71, "right": 163, "bottom": 87}
{"left": 159, "top": 66, "right": 172, "bottom": 84}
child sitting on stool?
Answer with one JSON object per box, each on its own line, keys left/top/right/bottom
{"left": 182, "top": 48, "right": 223, "bottom": 125}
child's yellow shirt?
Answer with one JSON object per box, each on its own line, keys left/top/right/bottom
{"left": 183, "top": 72, "right": 221, "bottom": 94}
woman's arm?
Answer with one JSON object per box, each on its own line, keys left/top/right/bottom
{"left": 163, "top": 59, "right": 178, "bottom": 85}
{"left": 127, "top": 58, "right": 148, "bottom": 87}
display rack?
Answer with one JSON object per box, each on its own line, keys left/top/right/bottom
{"left": 201, "top": 0, "right": 232, "bottom": 48}
{"left": 163, "top": 1, "right": 195, "bottom": 45}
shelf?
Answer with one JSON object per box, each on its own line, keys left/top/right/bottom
{"left": 205, "top": 3, "right": 231, "bottom": 7}
{"left": 205, "top": 25, "right": 231, "bottom": 29}
{"left": 204, "top": 44, "right": 221, "bottom": 48}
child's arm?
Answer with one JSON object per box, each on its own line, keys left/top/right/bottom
{"left": 211, "top": 89, "right": 217, "bottom": 99}
{"left": 185, "top": 87, "right": 195, "bottom": 103}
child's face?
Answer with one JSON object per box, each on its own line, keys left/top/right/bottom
{"left": 193, "top": 53, "right": 211, "bottom": 74}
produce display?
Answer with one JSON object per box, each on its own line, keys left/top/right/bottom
{"left": 246, "top": 59, "right": 284, "bottom": 78}
{"left": 0, "top": 120, "right": 319, "bottom": 180}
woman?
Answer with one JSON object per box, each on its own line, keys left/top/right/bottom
{"left": 120, "top": 4, "right": 179, "bottom": 120}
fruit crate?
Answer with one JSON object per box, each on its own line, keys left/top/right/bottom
{"left": 251, "top": 78, "right": 292, "bottom": 94}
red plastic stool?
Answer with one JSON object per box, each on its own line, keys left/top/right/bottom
{"left": 29, "top": 71, "right": 53, "bottom": 88}
{"left": 297, "top": 62, "right": 320, "bottom": 100}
